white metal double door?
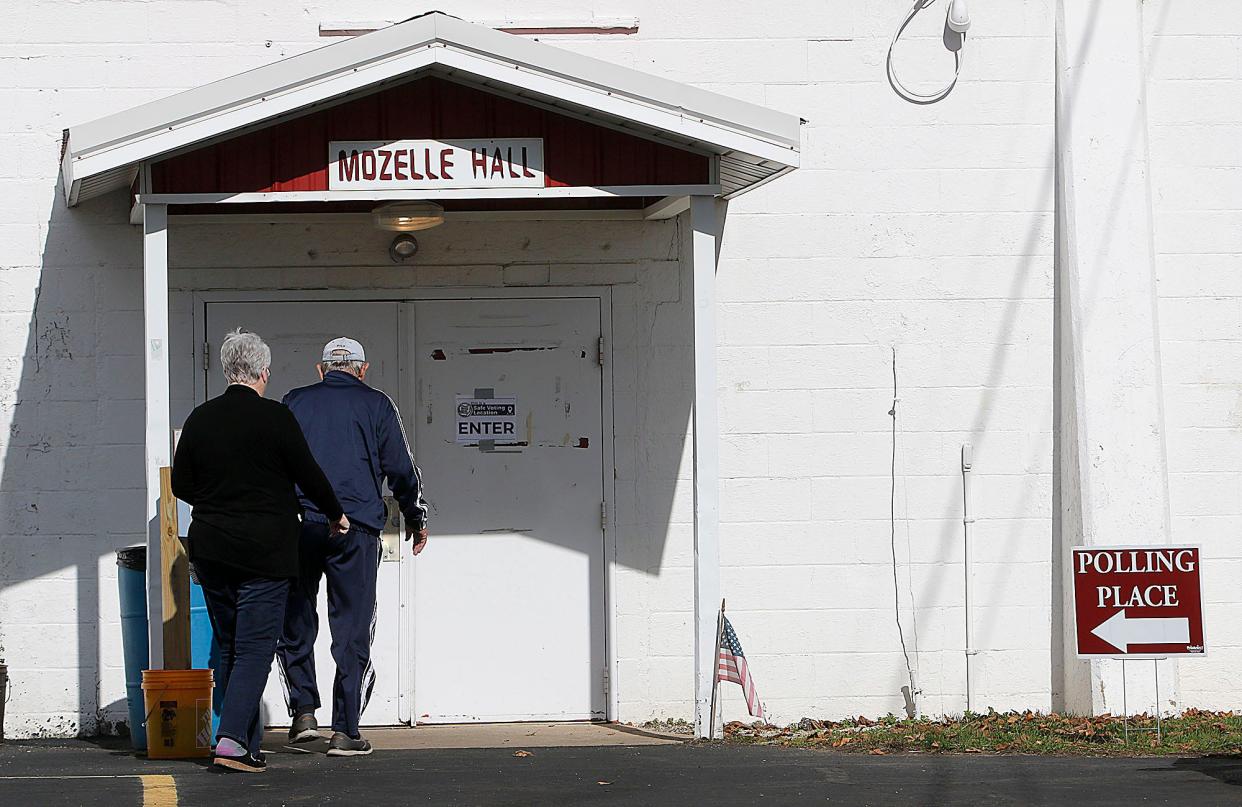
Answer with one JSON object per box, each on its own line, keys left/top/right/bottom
{"left": 204, "top": 296, "right": 606, "bottom": 725}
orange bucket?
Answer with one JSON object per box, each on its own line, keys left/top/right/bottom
{"left": 141, "top": 668, "right": 214, "bottom": 759}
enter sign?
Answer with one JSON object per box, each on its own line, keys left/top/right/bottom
{"left": 1072, "top": 545, "right": 1205, "bottom": 658}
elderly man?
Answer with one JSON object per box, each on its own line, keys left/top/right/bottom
{"left": 277, "top": 337, "right": 428, "bottom": 757}
{"left": 172, "top": 329, "right": 349, "bottom": 773}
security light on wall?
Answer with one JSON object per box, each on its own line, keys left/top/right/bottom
{"left": 373, "top": 201, "right": 445, "bottom": 231}
{"left": 389, "top": 233, "right": 420, "bottom": 263}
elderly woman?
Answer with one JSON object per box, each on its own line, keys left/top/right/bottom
{"left": 172, "top": 329, "right": 348, "bottom": 772}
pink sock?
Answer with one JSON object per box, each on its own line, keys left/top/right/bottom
{"left": 216, "top": 737, "right": 247, "bottom": 757}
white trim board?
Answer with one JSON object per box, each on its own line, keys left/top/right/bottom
{"left": 320, "top": 19, "right": 641, "bottom": 37}
{"left": 149, "top": 195, "right": 689, "bottom": 224}
{"left": 137, "top": 185, "right": 719, "bottom": 205}
{"left": 164, "top": 209, "right": 653, "bottom": 226}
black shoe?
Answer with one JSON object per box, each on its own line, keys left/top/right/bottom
{"left": 213, "top": 751, "right": 267, "bottom": 773}
{"left": 326, "top": 732, "right": 373, "bottom": 757}
{"left": 289, "top": 712, "right": 320, "bottom": 743}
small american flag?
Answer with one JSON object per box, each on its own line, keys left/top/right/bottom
{"left": 717, "top": 617, "right": 765, "bottom": 720}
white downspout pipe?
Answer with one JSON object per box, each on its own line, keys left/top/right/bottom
{"left": 962, "top": 442, "right": 977, "bottom": 713}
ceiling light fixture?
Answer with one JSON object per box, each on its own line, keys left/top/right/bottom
{"left": 373, "top": 201, "right": 445, "bottom": 231}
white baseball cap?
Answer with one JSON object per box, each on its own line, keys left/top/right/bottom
{"left": 321, "top": 336, "right": 366, "bottom": 362}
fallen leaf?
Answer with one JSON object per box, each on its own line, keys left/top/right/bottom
{"left": 868, "top": 748, "right": 887, "bottom": 755}
{"left": 513, "top": 750, "right": 533, "bottom": 758}
{"left": 597, "top": 781, "right": 612, "bottom": 786}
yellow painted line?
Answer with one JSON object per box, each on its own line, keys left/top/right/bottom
{"left": 0, "top": 769, "right": 139, "bottom": 774}
{"left": 0, "top": 774, "right": 177, "bottom": 806}
{"left": 141, "top": 774, "right": 178, "bottom": 807}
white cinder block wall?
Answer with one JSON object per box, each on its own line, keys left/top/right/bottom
{"left": 0, "top": 0, "right": 1235, "bottom": 737}
{"left": 705, "top": 2, "right": 1055, "bottom": 722}
{"left": 1144, "top": 0, "right": 1242, "bottom": 709}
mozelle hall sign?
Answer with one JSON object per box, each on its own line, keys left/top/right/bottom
{"left": 329, "top": 138, "right": 544, "bottom": 190}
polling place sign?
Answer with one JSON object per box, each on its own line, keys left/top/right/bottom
{"left": 1072, "top": 545, "right": 1205, "bottom": 658}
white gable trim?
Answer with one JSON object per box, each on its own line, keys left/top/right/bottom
{"left": 65, "top": 42, "right": 443, "bottom": 205}
{"left": 432, "top": 48, "right": 797, "bottom": 163}
{"left": 62, "top": 13, "right": 800, "bottom": 206}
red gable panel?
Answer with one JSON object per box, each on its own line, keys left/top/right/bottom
{"left": 151, "top": 77, "right": 710, "bottom": 194}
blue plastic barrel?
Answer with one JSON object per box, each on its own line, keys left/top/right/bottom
{"left": 189, "top": 576, "right": 223, "bottom": 739}
{"left": 116, "top": 546, "right": 149, "bottom": 751}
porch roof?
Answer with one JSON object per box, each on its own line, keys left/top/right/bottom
{"left": 61, "top": 11, "right": 802, "bottom": 207}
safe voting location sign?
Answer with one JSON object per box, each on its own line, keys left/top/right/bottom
{"left": 1072, "top": 545, "right": 1205, "bottom": 658}
{"left": 455, "top": 395, "right": 519, "bottom": 445}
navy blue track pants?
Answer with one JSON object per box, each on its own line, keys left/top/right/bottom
{"left": 194, "top": 559, "right": 290, "bottom": 756}
{"left": 277, "top": 521, "right": 380, "bottom": 738}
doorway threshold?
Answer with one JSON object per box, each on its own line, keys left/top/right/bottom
{"left": 266, "top": 722, "right": 683, "bottom": 752}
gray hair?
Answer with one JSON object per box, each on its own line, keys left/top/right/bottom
{"left": 320, "top": 350, "right": 362, "bottom": 374}
{"left": 321, "top": 354, "right": 365, "bottom": 376}
{"left": 220, "top": 328, "right": 271, "bottom": 384}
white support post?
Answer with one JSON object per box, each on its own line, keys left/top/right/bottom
{"left": 143, "top": 203, "right": 171, "bottom": 671}
{"left": 1055, "top": 0, "right": 1174, "bottom": 715}
{"left": 689, "top": 195, "right": 722, "bottom": 739}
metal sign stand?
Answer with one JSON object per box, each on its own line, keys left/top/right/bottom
{"left": 1120, "top": 658, "right": 1164, "bottom": 744}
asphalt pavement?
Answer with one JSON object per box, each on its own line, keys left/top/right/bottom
{"left": 1, "top": 737, "right": 1240, "bottom": 806}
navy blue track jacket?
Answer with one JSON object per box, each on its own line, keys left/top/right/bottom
{"left": 282, "top": 371, "right": 428, "bottom": 535}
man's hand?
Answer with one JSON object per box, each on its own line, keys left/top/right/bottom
{"left": 330, "top": 514, "right": 351, "bottom": 536}
{"left": 407, "top": 526, "right": 429, "bottom": 556}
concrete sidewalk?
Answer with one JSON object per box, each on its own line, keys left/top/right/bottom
{"left": 1, "top": 729, "right": 1240, "bottom": 806}
{"left": 277, "top": 721, "right": 682, "bottom": 752}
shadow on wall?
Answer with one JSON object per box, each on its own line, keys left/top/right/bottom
{"left": 1051, "top": 0, "right": 1174, "bottom": 715}
{"left": 0, "top": 185, "right": 691, "bottom": 736}
{"left": 0, "top": 185, "right": 146, "bottom": 737}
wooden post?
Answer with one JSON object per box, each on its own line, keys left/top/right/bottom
{"left": 160, "top": 466, "right": 191, "bottom": 669}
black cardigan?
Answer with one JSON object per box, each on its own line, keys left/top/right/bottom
{"left": 171, "top": 384, "right": 344, "bottom": 579}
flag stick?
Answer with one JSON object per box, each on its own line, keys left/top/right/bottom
{"left": 708, "top": 597, "right": 726, "bottom": 740}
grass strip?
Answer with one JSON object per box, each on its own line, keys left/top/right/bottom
{"left": 723, "top": 708, "right": 1242, "bottom": 757}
